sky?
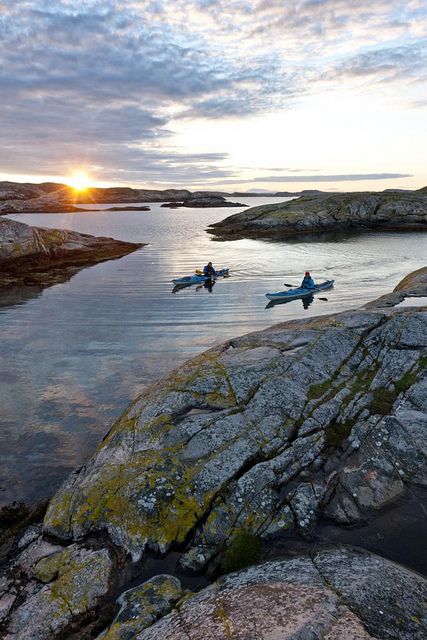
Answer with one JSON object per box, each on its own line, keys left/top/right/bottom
{"left": 0, "top": 0, "right": 426, "bottom": 192}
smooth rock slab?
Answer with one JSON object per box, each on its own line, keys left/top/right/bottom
{"left": 134, "top": 548, "right": 427, "bottom": 640}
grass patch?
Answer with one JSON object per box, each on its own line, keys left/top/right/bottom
{"left": 394, "top": 369, "right": 419, "bottom": 394}
{"left": 221, "top": 530, "right": 262, "bottom": 575}
{"left": 370, "top": 358, "right": 425, "bottom": 415}
{"left": 325, "top": 421, "right": 354, "bottom": 448}
{"left": 350, "top": 366, "right": 379, "bottom": 395}
{"left": 307, "top": 380, "right": 331, "bottom": 401}
{"left": 369, "top": 388, "right": 397, "bottom": 415}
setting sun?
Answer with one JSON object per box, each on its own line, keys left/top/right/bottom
{"left": 68, "top": 171, "right": 91, "bottom": 191}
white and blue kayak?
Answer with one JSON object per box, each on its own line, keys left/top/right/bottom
{"left": 172, "top": 268, "right": 229, "bottom": 286}
{"left": 266, "top": 280, "right": 334, "bottom": 302}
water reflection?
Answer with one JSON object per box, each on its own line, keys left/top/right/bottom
{"left": 265, "top": 293, "right": 316, "bottom": 310}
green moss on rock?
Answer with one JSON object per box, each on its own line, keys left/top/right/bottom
{"left": 221, "top": 530, "right": 262, "bottom": 575}
{"left": 325, "top": 421, "right": 355, "bottom": 448}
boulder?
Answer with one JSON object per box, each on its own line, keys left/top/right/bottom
{"left": 98, "top": 575, "right": 184, "bottom": 639}
{"left": 3, "top": 544, "right": 112, "bottom": 640}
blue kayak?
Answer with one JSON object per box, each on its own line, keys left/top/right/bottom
{"left": 172, "top": 268, "right": 229, "bottom": 286}
{"left": 265, "top": 279, "right": 334, "bottom": 302}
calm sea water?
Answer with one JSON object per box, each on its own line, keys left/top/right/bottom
{"left": 1, "top": 198, "right": 426, "bottom": 509}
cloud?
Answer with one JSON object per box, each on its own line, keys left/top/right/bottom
{"left": 328, "top": 43, "right": 427, "bottom": 84}
{"left": 0, "top": 1, "right": 425, "bottom": 185}
{"left": 249, "top": 173, "right": 413, "bottom": 183}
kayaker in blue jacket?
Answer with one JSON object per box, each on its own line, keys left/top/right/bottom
{"left": 301, "top": 271, "right": 315, "bottom": 289}
{"left": 203, "top": 262, "right": 217, "bottom": 279}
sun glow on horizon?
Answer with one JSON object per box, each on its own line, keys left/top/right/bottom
{"left": 68, "top": 171, "right": 91, "bottom": 192}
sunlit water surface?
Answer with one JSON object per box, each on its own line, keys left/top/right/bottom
{"left": 1, "top": 199, "right": 426, "bottom": 509}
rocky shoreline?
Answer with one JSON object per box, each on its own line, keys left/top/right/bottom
{"left": 0, "top": 267, "right": 426, "bottom": 638}
{"left": 0, "top": 218, "right": 144, "bottom": 288}
{"left": 0, "top": 182, "right": 246, "bottom": 214}
{"left": 208, "top": 189, "right": 427, "bottom": 239}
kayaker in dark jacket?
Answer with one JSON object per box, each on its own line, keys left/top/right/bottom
{"left": 301, "top": 271, "right": 315, "bottom": 289}
{"left": 203, "top": 262, "right": 217, "bottom": 279}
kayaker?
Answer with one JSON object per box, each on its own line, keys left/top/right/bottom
{"left": 203, "top": 262, "right": 217, "bottom": 279}
{"left": 301, "top": 271, "right": 315, "bottom": 289}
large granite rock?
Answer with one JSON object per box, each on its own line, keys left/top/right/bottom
{"left": 0, "top": 218, "right": 143, "bottom": 287}
{"left": 41, "top": 270, "right": 427, "bottom": 570}
{"left": 100, "top": 548, "right": 427, "bottom": 640}
{"left": 208, "top": 191, "right": 427, "bottom": 239}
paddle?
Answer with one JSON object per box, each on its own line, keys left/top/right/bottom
{"left": 283, "top": 281, "right": 329, "bottom": 302}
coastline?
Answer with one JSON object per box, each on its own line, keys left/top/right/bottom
{"left": 0, "top": 265, "right": 426, "bottom": 639}
{"left": 208, "top": 190, "right": 427, "bottom": 240}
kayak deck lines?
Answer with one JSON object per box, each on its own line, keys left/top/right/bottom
{"left": 265, "top": 279, "right": 334, "bottom": 302}
{"left": 172, "top": 268, "right": 229, "bottom": 286}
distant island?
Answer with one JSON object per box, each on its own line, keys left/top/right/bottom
{"left": 208, "top": 188, "right": 427, "bottom": 239}
{"left": 0, "top": 180, "right": 321, "bottom": 214}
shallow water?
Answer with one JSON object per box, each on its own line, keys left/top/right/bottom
{"left": 395, "top": 296, "right": 427, "bottom": 307}
{"left": 1, "top": 199, "right": 426, "bottom": 509}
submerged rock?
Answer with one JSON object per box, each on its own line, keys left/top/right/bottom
{"left": 208, "top": 190, "right": 427, "bottom": 239}
{"left": 0, "top": 218, "right": 144, "bottom": 287}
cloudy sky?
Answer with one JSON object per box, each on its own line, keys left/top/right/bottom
{"left": 1, "top": 0, "right": 426, "bottom": 191}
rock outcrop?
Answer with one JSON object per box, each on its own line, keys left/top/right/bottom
{"left": 1, "top": 540, "right": 113, "bottom": 639}
{"left": 2, "top": 544, "right": 426, "bottom": 639}
{"left": 0, "top": 218, "right": 144, "bottom": 287}
{"left": 99, "top": 575, "right": 184, "bottom": 639}
{"left": 208, "top": 191, "right": 427, "bottom": 239}
{"left": 107, "top": 548, "right": 427, "bottom": 640}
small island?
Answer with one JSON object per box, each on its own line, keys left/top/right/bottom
{"left": 0, "top": 218, "right": 144, "bottom": 288}
{"left": 208, "top": 189, "right": 427, "bottom": 239}
{"left": 161, "top": 195, "right": 246, "bottom": 208}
